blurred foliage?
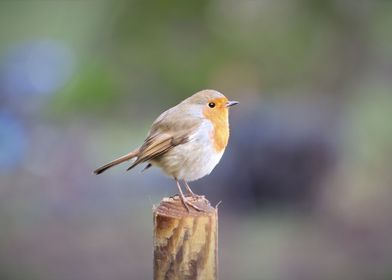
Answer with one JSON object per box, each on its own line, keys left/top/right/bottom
{"left": 1, "top": 0, "right": 392, "bottom": 280}
{"left": 52, "top": 62, "right": 120, "bottom": 115}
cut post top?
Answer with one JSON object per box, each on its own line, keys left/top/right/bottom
{"left": 154, "top": 195, "right": 217, "bottom": 218}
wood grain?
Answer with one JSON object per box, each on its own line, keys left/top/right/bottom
{"left": 153, "top": 195, "right": 218, "bottom": 280}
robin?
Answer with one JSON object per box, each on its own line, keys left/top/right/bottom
{"left": 94, "top": 89, "right": 238, "bottom": 211}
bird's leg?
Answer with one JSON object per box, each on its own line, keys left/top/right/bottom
{"left": 184, "top": 180, "right": 203, "bottom": 198}
{"left": 184, "top": 180, "right": 196, "bottom": 196}
{"left": 175, "top": 179, "right": 202, "bottom": 212}
{"left": 175, "top": 179, "right": 189, "bottom": 211}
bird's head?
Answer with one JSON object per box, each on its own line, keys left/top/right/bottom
{"left": 185, "top": 89, "right": 239, "bottom": 120}
{"left": 185, "top": 89, "right": 238, "bottom": 152}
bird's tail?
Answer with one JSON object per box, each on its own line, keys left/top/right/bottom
{"left": 93, "top": 149, "right": 139, "bottom": 175}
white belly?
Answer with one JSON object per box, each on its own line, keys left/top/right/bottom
{"left": 151, "top": 121, "right": 225, "bottom": 181}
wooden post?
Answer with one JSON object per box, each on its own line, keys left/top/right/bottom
{"left": 153, "top": 195, "right": 218, "bottom": 280}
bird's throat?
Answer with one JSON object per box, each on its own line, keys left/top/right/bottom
{"left": 203, "top": 108, "right": 229, "bottom": 153}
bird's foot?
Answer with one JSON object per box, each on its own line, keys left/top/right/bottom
{"left": 186, "top": 199, "right": 204, "bottom": 212}
{"left": 180, "top": 195, "right": 204, "bottom": 212}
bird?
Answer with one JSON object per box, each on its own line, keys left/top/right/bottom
{"left": 93, "top": 89, "right": 238, "bottom": 211}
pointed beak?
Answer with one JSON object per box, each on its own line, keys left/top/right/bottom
{"left": 226, "top": 100, "right": 239, "bottom": 108}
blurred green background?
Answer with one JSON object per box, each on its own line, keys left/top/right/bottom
{"left": 1, "top": 0, "right": 392, "bottom": 279}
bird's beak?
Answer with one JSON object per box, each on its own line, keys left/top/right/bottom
{"left": 226, "top": 100, "right": 239, "bottom": 108}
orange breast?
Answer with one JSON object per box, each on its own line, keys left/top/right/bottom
{"left": 203, "top": 103, "right": 230, "bottom": 153}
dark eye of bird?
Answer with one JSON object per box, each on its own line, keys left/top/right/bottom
{"left": 208, "top": 102, "right": 216, "bottom": 108}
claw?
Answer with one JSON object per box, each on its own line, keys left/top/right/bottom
{"left": 184, "top": 198, "right": 203, "bottom": 212}
{"left": 175, "top": 179, "right": 203, "bottom": 212}
{"left": 180, "top": 197, "right": 191, "bottom": 212}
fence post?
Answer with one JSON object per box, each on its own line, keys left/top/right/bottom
{"left": 153, "top": 195, "right": 218, "bottom": 280}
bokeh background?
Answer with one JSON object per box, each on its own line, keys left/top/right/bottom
{"left": 1, "top": 0, "right": 392, "bottom": 279}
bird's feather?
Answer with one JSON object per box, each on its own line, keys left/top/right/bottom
{"left": 126, "top": 111, "right": 202, "bottom": 171}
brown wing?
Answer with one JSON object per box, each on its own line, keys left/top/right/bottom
{"left": 126, "top": 109, "right": 202, "bottom": 171}
{"left": 126, "top": 133, "right": 188, "bottom": 170}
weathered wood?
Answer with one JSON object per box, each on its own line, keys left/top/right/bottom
{"left": 153, "top": 195, "right": 218, "bottom": 280}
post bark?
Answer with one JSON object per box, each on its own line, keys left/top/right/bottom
{"left": 153, "top": 195, "right": 218, "bottom": 280}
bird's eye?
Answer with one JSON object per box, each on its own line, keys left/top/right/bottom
{"left": 208, "top": 102, "right": 216, "bottom": 108}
